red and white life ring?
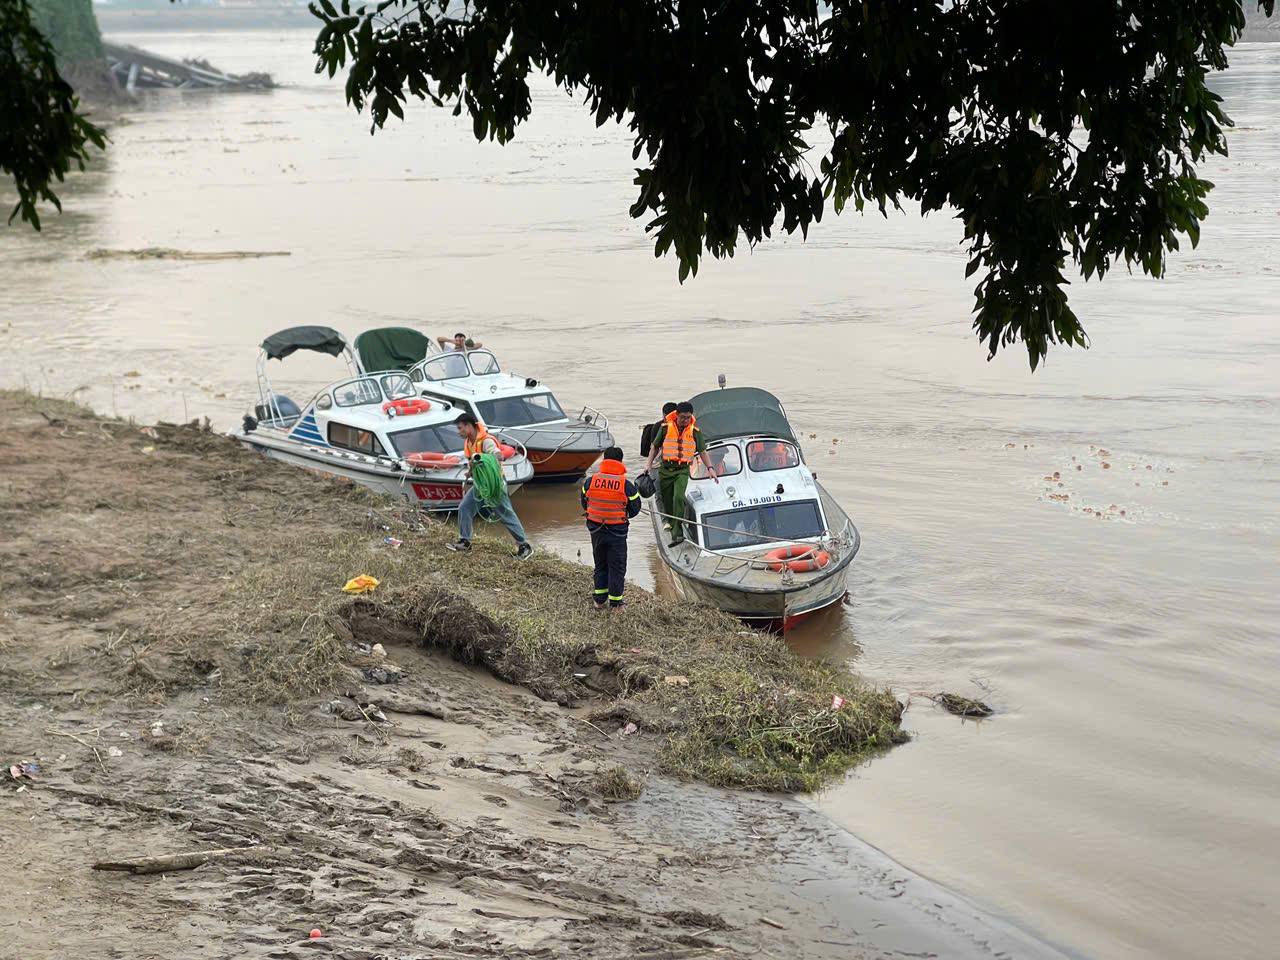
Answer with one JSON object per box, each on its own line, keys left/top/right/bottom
{"left": 383, "top": 398, "right": 431, "bottom": 417}
{"left": 764, "top": 544, "right": 831, "bottom": 573}
{"left": 406, "top": 451, "right": 461, "bottom": 469}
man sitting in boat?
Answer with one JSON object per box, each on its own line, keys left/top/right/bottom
{"left": 580, "top": 446, "right": 642, "bottom": 613}
{"left": 446, "top": 413, "right": 534, "bottom": 560}
{"left": 437, "top": 332, "right": 483, "bottom": 352}
{"left": 644, "top": 401, "right": 719, "bottom": 546}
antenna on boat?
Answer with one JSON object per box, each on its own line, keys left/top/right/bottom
{"left": 717, "top": 373, "right": 727, "bottom": 390}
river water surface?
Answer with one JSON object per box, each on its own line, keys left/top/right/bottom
{"left": 2, "top": 30, "right": 1277, "bottom": 959}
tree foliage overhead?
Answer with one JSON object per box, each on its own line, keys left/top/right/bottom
{"left": 313, "top": 0, "right": 1274, "bottom": 368}
{"left": 1, "top": 0, "right": 106, "bottom": 229}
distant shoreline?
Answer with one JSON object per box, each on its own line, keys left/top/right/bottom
{"left": 95, "top": 7, "right": 316, "bottom": 31}
{"left": 95, "top": 6, "right": 1280, "bottom": 41}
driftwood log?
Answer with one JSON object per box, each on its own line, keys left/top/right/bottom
{"left": 93, "top": 845, "right": 272, "bottom": 875}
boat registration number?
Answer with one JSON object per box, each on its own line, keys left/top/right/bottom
{"left": 731, "top": 495, "right": 783, "bottom": 508}
{"left": 411, "top": 483, "right": 460, "bottom": 502}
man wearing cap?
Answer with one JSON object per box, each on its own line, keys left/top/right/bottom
{"left": 580, "top": 446, "right": 642, "bottom": 612}
{"left": 644, "top": 401, "right": 718, "bottom": 546}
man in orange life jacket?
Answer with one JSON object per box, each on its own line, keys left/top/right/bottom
{"left": 644, "top": 401, "right": 718, "bottom": 546}
{"left": 639, "top": 402, "right": 678, "bottom": 460}
{"left": 580, "top": 446, "right": 641, "bottom": 611}
{"left": 447, "top": 413, "right": 533, "bottom": 560}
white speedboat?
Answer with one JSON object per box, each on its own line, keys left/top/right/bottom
{"left": 233, "top": 325, "right": 533, "bottom": 509}
{"left": 350, "top": 327, "right": 614, "bottom": 483}
{"left": 648, "top": 385, "right": 859, "bottom": 630}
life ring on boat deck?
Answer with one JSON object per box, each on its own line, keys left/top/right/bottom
{"left": 406, "top": 451, "right": 461, "bottom": 469}
{"left": 765, "top": 544, "right": 831, "bottom": 573}
{"left": 496, "top": 442, "right": 518, "bottom": 460}
{"left": 382, "top": 398, "right": 431, "bottom": 417}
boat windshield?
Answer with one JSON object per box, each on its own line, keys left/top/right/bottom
{"left": 387, "top": 423, "right": 466, "bottom": 457}
{"left": 476, "top": 392, "right": 565, "bottom": 427}
{"left": 700, "top": 500, "right": 825, "bottom": 550}
{"left": 690, "top": 444, "right": 742, "bottom": 479}
{"left": 380, "top": 374, "right": 416, "bottom": 400}
{"left": 468, "top": 351, "right": 501, "bottom": 375}
{"left": 746, "top": 440, "right": 800, "bottom": 472}
{"left": 333, "top": 378, "right": 383, "bottom": 408}
{"left": 418, "top": 353, "right": 470, "bottom": 381}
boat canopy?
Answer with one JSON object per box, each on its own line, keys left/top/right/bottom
{"left": 690, "top": 387, "right": 796, "bottom": 444}
{"left": 354, "top": 327, "right": 432, "bottom": 374}
{"left": 261, "top": 325, "right": 348, "bottom": 361}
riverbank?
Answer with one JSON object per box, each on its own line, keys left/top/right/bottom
{"left": 0, "top": 388, "right": 1068, "bottom": 958}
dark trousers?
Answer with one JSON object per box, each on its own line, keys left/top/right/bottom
{"left": 589, "top": 522, "right": 628, "bottom": 606}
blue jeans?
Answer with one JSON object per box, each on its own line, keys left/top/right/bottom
{"left": 457, "top": 487, "right": 527, "bottom": 545}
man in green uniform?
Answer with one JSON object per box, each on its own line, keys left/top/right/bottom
{"left": 644, "top": 401, "right": 719, "bottom": 546}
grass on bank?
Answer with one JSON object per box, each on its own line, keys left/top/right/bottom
{"left": 222, "top": 488, "right": 905, "bottom": 793}
{"left": 6, "top": 392, "right": 905, "bottom": 793}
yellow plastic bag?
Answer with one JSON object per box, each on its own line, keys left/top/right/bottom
{"left": 342, "top": 575, "right": 380, "bottom": 594}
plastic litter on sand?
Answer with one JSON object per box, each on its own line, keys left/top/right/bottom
{"left": 342, "top": 575, "right": 379, "bottom": 594}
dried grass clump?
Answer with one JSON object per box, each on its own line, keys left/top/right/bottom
{"left": 593, "top": 765, "right": 644, "bottom": 801}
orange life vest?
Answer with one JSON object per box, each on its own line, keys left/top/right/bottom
{"left": 464, "top": 426, "right": 492, "bottom": 459}
{"left": 585, "top": 460, "right": 629, "bottom": 524}
{"left": 662, "top": 417, "right": 698, "bottom": 464}
{"left": 754, "top": 441, "right": 791, "bottom": 470}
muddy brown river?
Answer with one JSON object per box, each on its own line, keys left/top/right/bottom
{"left": 2, "top": 29, "right": 1277, "bottom": 959}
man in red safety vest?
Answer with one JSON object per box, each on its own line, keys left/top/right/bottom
{"left": 580, "top": 446, "right": 642, "bottom": 611}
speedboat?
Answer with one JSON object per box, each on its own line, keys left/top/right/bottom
{"left": 233, "top": 325, "right": 533, "bottom": 509}
{"left": 350, "top": 327, "right": 614, "bottom": 483}
{"left": 647, "top": 385, "right": 859, "bottom": 631}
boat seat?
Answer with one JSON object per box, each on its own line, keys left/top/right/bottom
{"left": 255, "top": 394, "right": 301, "bottom": 423}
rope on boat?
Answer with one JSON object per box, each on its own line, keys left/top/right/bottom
{"left": 638, "top": 504, "right": 854, "bottom": 576}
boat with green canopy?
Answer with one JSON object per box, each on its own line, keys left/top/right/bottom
{"left": 232, "top": 325, "right": 532, "bottom": 509}
{"left": 351, "top": 326, "right": 614, "bottom": 483}
{"left": 647, "top": 383, "right": 859, "bottom": 630}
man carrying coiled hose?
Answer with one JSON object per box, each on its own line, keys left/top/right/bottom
{"left": 581, "top": 446, "right": 642, "bottom": 612}
{"left": 447, "top": 413, "right": 534, "bottom": 560}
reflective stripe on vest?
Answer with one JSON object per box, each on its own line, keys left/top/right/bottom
{"left": 662, "top": 420, "right": 697, "bottom": 464}
{"left": 586, "top": 462, "right": 629, "bottom": 524}
{"left": 464, "top": 426, "right": 491, "bottom": 459}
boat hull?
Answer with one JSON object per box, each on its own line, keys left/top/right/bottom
{"left": 233, "top": 431, "right": 527, "bottom": 510}
{"left": 523, "top": 448, "right": 606, "bottom": 483}
{"left": 666, "top": 558, "right": 850, "bottom": 632}
{"left": 647, "top": 476, "right": 858, "bottom": 633}
{"left": 498, "top": 421, "right": 611, "bottom": 482}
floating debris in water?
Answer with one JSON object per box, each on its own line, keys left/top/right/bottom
{"left": 935, "top": 693, "right": 993, "bottom": 718}
{"left": 87, "top": 248, "right": 291, "bottom": 261}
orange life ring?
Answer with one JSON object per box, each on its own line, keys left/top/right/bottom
{"left": 383, "top": 397, "right": 431, "bottom": 417}
{"left": 406, "top": 451, "right": 461, "bottom": 469}
{"left": 496, "top": 442, "right": 518, "bottom": 460}
{"left": 765, "top": 544, "right": 831, "bottom": 573}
